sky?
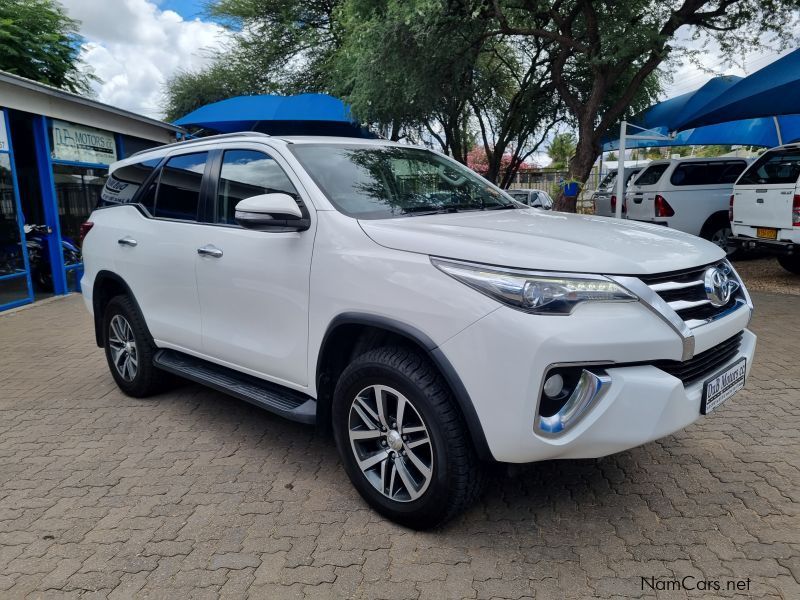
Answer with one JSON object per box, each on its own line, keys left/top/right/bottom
{"left": 61, "top": 0, "right": 794, "bottom": 124}
{"left": 60, "top": 0, "right": 229, "bottom": 120}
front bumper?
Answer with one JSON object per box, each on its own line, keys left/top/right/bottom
{"left": 731, "top": 235, "right": 797, "bottom": 255}
{"left": 439, "top": 300, "right": 755, "bottom": 463}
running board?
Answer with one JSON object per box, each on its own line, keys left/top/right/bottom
{"left": 153, "top": 349, "right": 316, "bottom": 424}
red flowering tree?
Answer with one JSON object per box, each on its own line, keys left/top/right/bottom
{"left": 467, "top": 146, "right": 536, "bottom": 185}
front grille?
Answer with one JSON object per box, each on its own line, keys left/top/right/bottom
{"left": 638, "top": 261, "right": 745, "bottom": 327}
{"left": 653, "top": 332, "right": 743, "bottom": 385}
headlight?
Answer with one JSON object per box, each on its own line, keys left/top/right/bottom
{"left": 431, "top": 258, "right": 637, "bottom": 315}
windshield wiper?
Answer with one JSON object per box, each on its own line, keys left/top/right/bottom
{"left": 484, "top": 204, "right": 517, "bottom": 211}
{"left": 403, "top": 206, "right": 461, "bottom": 216}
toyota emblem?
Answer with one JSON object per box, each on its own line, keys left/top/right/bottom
{"left": 703, "top": 265, "right": 739, "bottom": 307}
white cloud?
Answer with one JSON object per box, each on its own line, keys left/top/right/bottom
{"left": 60, "top": 0, "right": 229, "bottom": 120}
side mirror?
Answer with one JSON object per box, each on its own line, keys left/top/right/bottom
{"left": 234, "top": 193, "right": 310, "bottom": 231}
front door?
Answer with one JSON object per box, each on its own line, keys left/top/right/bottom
{"left": 195, "top": 147, "right": 315, "bottom": 387}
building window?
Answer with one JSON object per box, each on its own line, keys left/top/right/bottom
{"left": 52, "top": 164, "right": 107, "bottom": 246}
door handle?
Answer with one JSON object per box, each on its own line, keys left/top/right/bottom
{"left": 197, "top": 245, "right": 223, "bottom": 258}
{"left": 117, "top": 237, "right": 138, "bottom": 247}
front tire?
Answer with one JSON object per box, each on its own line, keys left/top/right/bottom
{"left": 777, "top": 254, "right": 800, "bottom": 275}
{"left": 103, "top": 295, "right": 168, "bottom": 397}
{"left": 332, "top": 346, "right": 484, "bottom": 529}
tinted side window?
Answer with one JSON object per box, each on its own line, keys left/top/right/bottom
{"left": 738, "top": 149, "right": 800, "bottom": 185}
{"left": 634, "top": 163, "right": 669, "bottom": 186}
{"left": 154, "top": 152, "right": 208, "bottom": 221}
{"left": 214, "top": 150, "right": 297, "bottom": 225}
{"left": 669, "top": 161, "right": 747, "bottom": 186}
{"left": 625, "top": 169, "right": 642, "bottom": 184}
{"left": 508, "top": 191, "right": 529, "bottom": 204}
{"left": 100, "top": 158, "right": 160, "bottom": 212}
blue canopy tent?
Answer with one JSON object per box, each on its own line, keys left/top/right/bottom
{"left": 677, "top": 49, "right": 800, "bottom": 134}
{"left": 174, "top": 93, "right": 376, "bottom": 138}
{"left": 602, "top": 115, "right": 800, "bottom": 151}
{"left": 603, "top": 49, "right": 800, "bottom": 152}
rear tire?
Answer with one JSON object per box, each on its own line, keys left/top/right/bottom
{"left": 702, "top": 220, "right": 736, "bottom": 257}
{"left": 103, "top": 295, "right": 168, "bottom": 397}
{"left": 777, "top": 254, "right": 800, "bottom": 275}
{"left": 332, "top": 346, "right": 485, "bottom": 529}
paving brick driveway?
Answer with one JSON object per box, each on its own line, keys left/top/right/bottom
{"left": 0, "top": 292, "right": 798, "bottom": 599}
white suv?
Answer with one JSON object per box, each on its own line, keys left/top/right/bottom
{"left": 625, "top": 157, "right": 750, "bottom": 252}
{"left": 81, "top": 133, "right": 756, "bottom": 528}
{"left": 730, "top": 144, "right": 800, "bottom": 274}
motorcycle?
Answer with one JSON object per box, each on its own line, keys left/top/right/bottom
{"left": 24, "top": 224, "right": 82, "bottom": 292}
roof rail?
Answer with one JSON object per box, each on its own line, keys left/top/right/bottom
{"left": 130, "top": 131, "right": 271, "bottom": 158}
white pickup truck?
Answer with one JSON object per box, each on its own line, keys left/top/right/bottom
{"left": 730, "top": 144, "right": 800, "bottom": 274}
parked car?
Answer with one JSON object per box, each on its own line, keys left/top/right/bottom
{"left": 624, "top": 157, "right": 750, "bottom": 253}
{"left": 81, "top": 133, "right": 755, "bottom": 528}
{"left": 506, "top": 188, "right": 553, "bottom": 209}
{"left": 592, "top": 167, "right": 643, "bottom": 217}
{"left": 730, "top": 144, "right": 800, "bottom": 274}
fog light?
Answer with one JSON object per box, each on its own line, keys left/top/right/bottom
{"left": 536, "top": 368, "right": 611, "bottom": 435}
{"left": 543, "top": 374, "right": 564, "bottom": 398}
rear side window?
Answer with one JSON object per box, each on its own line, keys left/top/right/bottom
{"left": 100, "top": 158, "right": 160, "bottom": 211}
{"left": 154, "top": 152, "right": 208, "bottom": 221}
{"left": 669, "top": 160, "right": 747, "bottom": 186}
{"left": 214, "top": 150, "right": 297, "bottom": 225}
{"left": 633, "top": 163, "right": 668, "bottom": 186}
{"left": 738, "top": 149, "right": 800, "bottom": 185}
{"left": 626, "top": 169, "right": 642, "bottom": 184}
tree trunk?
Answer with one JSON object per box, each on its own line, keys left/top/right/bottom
{"left": 553, "top": 131, "right": 599, "bottom": 213}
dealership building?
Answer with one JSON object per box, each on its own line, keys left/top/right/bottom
{"left": 0, "top": 70, "right": 182, "bottom": 312}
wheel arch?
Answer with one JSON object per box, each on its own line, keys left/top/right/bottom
{"left": 316, "top": 313, "right": 494, "bottom": 461}
{"left": 91, "top": 271, "right": 147, "bottom": 347}
{"left": 700, "top": 210, "right": 731, "bottom": 239}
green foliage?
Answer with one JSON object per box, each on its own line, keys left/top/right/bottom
{"left": 0, "top": 0, "right": 96, "bottom": 94}
{"left": 547, "top": 133, "right": 577, "bottom": 169}
{"left": 163, "top": 63, "right": 264, "bottom": 123}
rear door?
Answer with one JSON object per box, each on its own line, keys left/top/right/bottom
{"left": 625, "top": 162, "right": 670, "bottom": 220}
{"left": 733, "top": 147, "right": 800, "bottom": 231}
{"left": 102, "top": 152, "right": 209, "bottom": 350}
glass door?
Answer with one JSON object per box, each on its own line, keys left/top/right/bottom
{"left": 0, "top": 109, "right": 33, "bottom": 310}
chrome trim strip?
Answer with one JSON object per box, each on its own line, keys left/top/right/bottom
{"left": 683, "top": 299, "right": 747, "bottom": 329}
{"left": 649, "top": 279, "right": 704, "bottom": 292}
{"left": 668, "top": 298, "right": 711, "bottom": 311}
{"left": 610, "top": 275, "right": 695, "bottom": 361}
{"left": 535, "top": 369, "right": 612, "bottom": 437}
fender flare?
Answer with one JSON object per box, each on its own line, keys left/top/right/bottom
{"left": 318, "top": 313, "right": 494, "bottom": 461}
{"left": 91, "top": 271, "right": 148, "bottom": 347}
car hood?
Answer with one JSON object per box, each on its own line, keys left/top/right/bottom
{"left": 358, "top": 208, "right": 724, "bottom": 275}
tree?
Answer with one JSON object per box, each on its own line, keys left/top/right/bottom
{"left": 0, "top": 0, "right": 96, "bottom": 94}
{"left": 164, "top": 0, "right": 342, "bottom": 120}
{"left": 547, "top": 132, "right": 577, "bottom": 169}
{"left": 164, "top": 63, "right": 262, "bottom": 123}
{"left": 331, "top": 0, "right": 560, "bottom": 183}
{"left": 472, "top": 0, "right": 799, "bottom": 211}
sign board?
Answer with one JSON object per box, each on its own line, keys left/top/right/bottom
{"left": 0, "top": 112, "right": 9, "bottom": 153}
{"left": 51, "top": 119, "right": 117, "bottom": 165}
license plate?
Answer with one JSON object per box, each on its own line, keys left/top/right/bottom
{"left": 756, "top": 227, "right": 778, "bottom": 239}
{"left": 701, "top": 357, "right": 746, "bottom": 415}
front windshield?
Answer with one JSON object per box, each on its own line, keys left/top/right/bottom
{"left": 290, "top": 144, "right": 515, "bottom": 219}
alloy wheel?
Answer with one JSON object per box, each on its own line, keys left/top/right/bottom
{"left": 108, "top": 314, "right": 138, "bottom": 382}
{"left": 711, "top": 226, "right": 732, "bottom": 253}
{"left": 348, "top": 384, "right": 433, "bottom": 502}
